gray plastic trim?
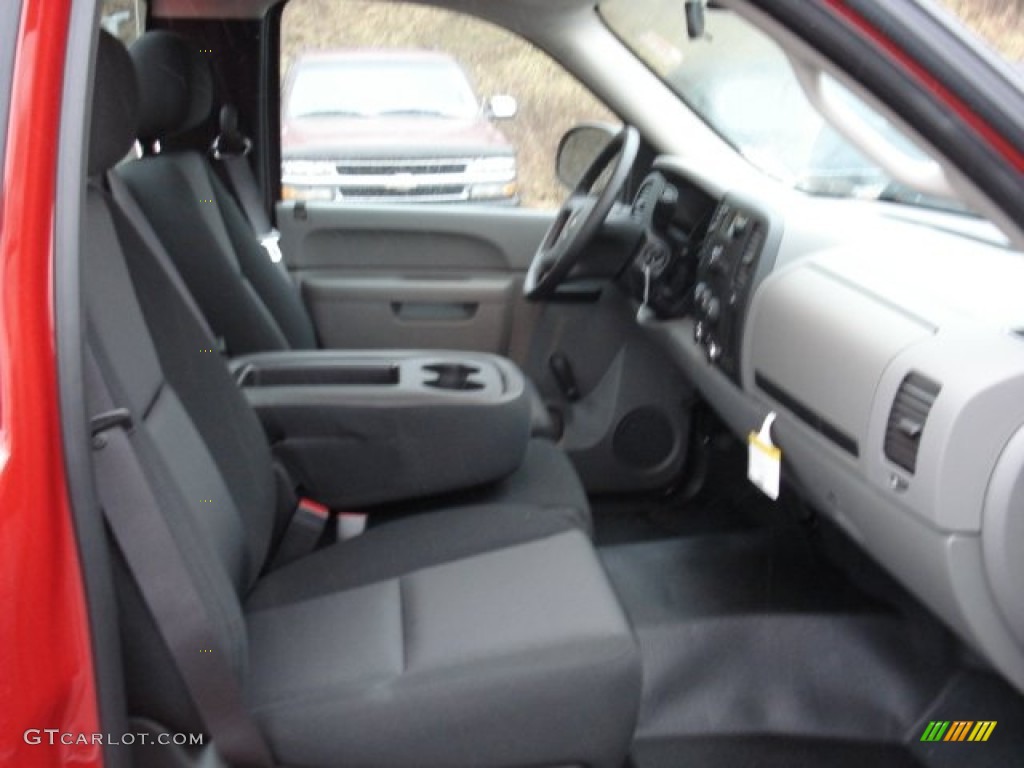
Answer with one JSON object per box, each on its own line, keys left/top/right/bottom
{"left": 529, "top": 288, "right": 693, "bottom": 493}
{"left": 277, "top": 201, "right": 552, "bottom": 272}
{"left": 302, "top": 275, "right": 517, "bottom": 353}
{"left": 277, "top": 202, "right": 556, "bottom": 356}
{"left": 654, "top": 230, "right": 1024, "bottom": 692}
{"left": 231, "top": 350, "right": 533, "bottom": 507}
{"left": 866, "top": 332, "right": 1024, "bottom": 533}
{"left": 0, "top": 0, "right": 18, "bottom": 172}
{"left": 983, "top": 424, "right": 1024, "bottom": 648}
{"left": 746, "top": 264, "right": 934, "bottom": 452}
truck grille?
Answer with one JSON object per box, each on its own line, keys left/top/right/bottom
{"left": 282, "top": 155, "right": 515, "bottom": 203}
{"left": 336, "top": 159, "right": 468, "bottom": 175}
{"left": 340, "top": 184, "right": 467, "bottom": 201}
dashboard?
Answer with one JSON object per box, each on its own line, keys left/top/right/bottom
{"left": 627, "top": 169, "right": 780, "bottom": 383}
{"left": 626, "top": 155, "right": 1024, "bottom": 693}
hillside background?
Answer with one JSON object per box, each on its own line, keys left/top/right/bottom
{"left": 944, "top": 0, "right": 1024, "bottom": 58}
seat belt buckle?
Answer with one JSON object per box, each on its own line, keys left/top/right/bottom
{"left": 271, "top": 497, "right": 331, "bottom": 568}
{"left": 260, "top": 229, "right": 283, "bottom": 263}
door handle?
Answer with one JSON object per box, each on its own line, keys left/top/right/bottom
{"left": 390, "top": 302, "right": 478, "bottom": 321}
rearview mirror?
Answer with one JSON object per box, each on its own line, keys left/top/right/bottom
{"left": 555, "top": 123, "right": 618, "bottom": 189}
{"left": 685, "top": 0, "right": 704, "bottom": 39}
{"left": 487, "top": 94, "right": 518, "bottom": 120}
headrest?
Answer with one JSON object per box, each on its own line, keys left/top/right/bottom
{"left": 90, "top": 30, "right": 139, "bottom": 175}
{"left": 130, "top": 30, "right": 213, "bottom": 143}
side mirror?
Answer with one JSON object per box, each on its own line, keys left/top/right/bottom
{"left": 555, "top": 123, "right": 619, "bottom": 189}
{"left": 486, "top": 95, "right": 518, "bottom": 120}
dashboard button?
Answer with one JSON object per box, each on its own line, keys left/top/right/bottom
{"left": 706, "top": 297, "right": 721, "bottom": 322}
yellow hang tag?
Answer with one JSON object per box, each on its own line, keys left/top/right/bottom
{"left": 748, "top": 412, "right": 781, "bottom": 500}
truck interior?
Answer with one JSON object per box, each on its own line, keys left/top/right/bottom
{"left": 52, "top": 0, "right": 1024, "bottom": 766}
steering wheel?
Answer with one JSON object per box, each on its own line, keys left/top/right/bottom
{"left": 525, "top": 125, "right": 640, "bottom": 300}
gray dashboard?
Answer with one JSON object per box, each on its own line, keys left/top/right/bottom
{"left": 637, "top": 154, "right": 1024, "bottom": 693}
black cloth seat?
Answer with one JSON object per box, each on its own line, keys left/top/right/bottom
{"left": 87, "top": 29, "right": 640, "bottom": 768}
{"left": 116, "top": 29, "right": 578, "bottom": 516}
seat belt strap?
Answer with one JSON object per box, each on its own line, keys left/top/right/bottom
{"left": 86, "top": 351, "right": 275, "bottom": 768}
{"left": 104, "top": 173, "right": 227, "bottom": 354}
{"left": 211, "top": 105, "right": 283, "bottom": 264}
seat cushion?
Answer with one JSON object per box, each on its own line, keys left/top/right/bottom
{"left": 485, "top": 437, "right": 592, "bottom": 531}
{"left": 246, "top": 530, "right": 641, "bottom": 768}
{"left": 369, "top": 437, "right": 593, "bottom": 537}
{"left": 248, "top": 501, "right": 588, "bottom": 609}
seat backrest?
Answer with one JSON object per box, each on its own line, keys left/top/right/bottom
{"left": 86, "top": 29, "right": 278, "bottom": 730}
{"left": 117, "top": 30, "right": 318, "bottom": 356}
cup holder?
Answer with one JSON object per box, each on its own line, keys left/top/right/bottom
{"left": 423, "top": 363, "right": 484, "bottom": 391}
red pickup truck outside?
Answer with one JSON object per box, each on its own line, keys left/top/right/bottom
{"left": 280, "top": 50, "right": 519, "bottom": 204}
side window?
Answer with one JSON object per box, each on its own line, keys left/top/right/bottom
{"left": 280, "top": 0, "right": 618, "bottom": 209}
{"left": 100, "top": 0, "right": 147, "bottom": 46}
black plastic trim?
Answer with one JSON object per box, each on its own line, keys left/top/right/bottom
{"left": 755, "top": 373, "right": 860, "bottom": 458}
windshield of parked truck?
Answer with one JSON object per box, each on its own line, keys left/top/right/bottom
{"left": 287, "top": 56, "right": 481, "bottom": 120}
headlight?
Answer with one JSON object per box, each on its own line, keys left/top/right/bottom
{"left": 469, "top": 181, "right": 518, "bottom": 201}
{"left": 281, "top": 184, "right": 334, "bottom": 202}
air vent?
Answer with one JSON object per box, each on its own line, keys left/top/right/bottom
{"left": 884, "top": 372, "right": 942, "bottom": 474}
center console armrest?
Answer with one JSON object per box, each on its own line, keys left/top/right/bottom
{"left": 230, "top": 350, "right": 532, "bottom": 509}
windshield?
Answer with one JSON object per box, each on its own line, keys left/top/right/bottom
{"left": 599, "top": 0, "right": 965, "bottom": 212}
{"left": 287, "top": 56, "right": 481, "bottom": 120}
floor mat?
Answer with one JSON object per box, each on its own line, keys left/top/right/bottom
{"left": 600, "top": 528, "right": 875, "bottom": 621}
{"left": 632, "top": 735, "right": 923, "bottom": 768}
{"left": 602, "top": 535, "right": 957, "bottom": 743}
{"left": 600, "top": 534, "right": 1024, "bottom": 767}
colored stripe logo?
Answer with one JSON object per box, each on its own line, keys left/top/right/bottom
{"left": 920, "top": 721, "right": 996, "bottom": 742}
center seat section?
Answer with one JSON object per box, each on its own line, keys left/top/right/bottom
{"left": 86, "top": 30, "right": 641, "bottom": 767}
{"left": 114, "top": 30, "right": 586, "bottom": 521}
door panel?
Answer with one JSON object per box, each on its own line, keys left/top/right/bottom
{"left": 279, "top": 202, "right": 550, "bottom": 271}
{"left": 278, "top": 200, "right": 694, "bottom": 495}
{"left": 278, "top": 201, "right": 551, "bottom": 355}
{"left": 303, "top": 274, "right": 516, "bottom": 351}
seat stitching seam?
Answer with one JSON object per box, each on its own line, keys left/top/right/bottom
{"left": 399, "top": 576, "right": 408, "bottom": 674}
{"left": 141, "top": 379, "right": 165, "bottom": 422}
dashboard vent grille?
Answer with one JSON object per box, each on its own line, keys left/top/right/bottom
{"left": 884, "top": 372, "right": 941, "bottom": 474}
